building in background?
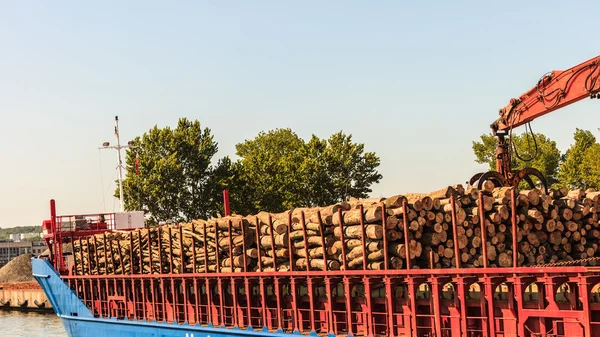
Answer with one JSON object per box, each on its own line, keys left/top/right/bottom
{"left": 0, "top": 240, "right": 46, "bottom": 267}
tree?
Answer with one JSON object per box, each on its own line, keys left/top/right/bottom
{"left": 557, "top": 129, "right": 597, "bottom": 189}
{"left": 234, "top": 129, "right": 382, "bottom": 213}
{"left": 234, "top": 129, "right": 308, "bottom": 213}
{"left": 119, "top": 118, "right": 233, "bottom": 223}
{"left": 472, "top": 132, "right": 561, "bottom": 186}
{"left": 580, "top": 143, "right": 600, "bottom": 189}
{"left": 313, "top": 132, "right": 382, "bottom": 204}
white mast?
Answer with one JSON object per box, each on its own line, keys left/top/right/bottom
{"left": 100, "top": 116, "right": 132, "bottom": 212}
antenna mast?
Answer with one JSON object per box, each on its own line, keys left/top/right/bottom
{"left": 100, "top": 116, "right": 133, "bottom": 212}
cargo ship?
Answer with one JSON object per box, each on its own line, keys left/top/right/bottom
{"left": 32, "top": 55, "right": 600, "bottom": 336}
{"left": 32, "top": 188, "right": 600, "bottom": 337}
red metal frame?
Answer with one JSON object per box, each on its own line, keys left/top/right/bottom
{"left": 47, "top": 189, "right": 600, "bottom": 337}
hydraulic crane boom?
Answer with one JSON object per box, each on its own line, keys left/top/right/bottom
{"left": 493, "top": 55, "right": 600, "bottom": 132}
{"left": 471, "top": 55, "right": 600, "bottom": 192}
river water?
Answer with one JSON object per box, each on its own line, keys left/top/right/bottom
{"left": 0, "top": 311, "right": 66, "bottom": 337}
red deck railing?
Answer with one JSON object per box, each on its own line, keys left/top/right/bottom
{"left": 46, "top": 188, "right": 600, "bottom": 337}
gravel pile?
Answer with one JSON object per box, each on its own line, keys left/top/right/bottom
{"left": 0, "top": 254, "right": 33, "bottom": 283}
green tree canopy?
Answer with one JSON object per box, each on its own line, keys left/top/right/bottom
{"left": 233, "top": 129, "right": 382, "bottom": 214}
{"left": 472, "top": 132, "right": 561, "bottom": 186}
{"left": 580, "top": 143, "right": 600, "bottom": 189}
{"left": 557, "top": 129, "right": 597, "bottom": 189}
{"left": 120, "top": 118, "right": 234, "bottom": 223}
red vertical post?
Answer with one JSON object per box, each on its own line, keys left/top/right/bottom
{"left": 337, "top": 209, "right": 348, "bottom": 270}
{"left": 343, "top": 277, "right": 354, "bottom": 336}
{"left": 484, "top": 278, "right": 497, "bottom": 337}
{"left": 193, "top": 278, "right": 200, "bottom": 325}
{"left": 450, "top": 195, "right": 461, "bottom": 268}
{"left": 407, "top": 278, "right": 418, "bottom": 337}
{"left": 178, "top": 225, "right": 185, "bottom": 273}
{"left": 182, "top": 278, "right": 188, "bottom": 324}
{"left": 214, "top": 222, "right": 224, "bottom": 327}
{"left": 402, "top": 200, "right": 411, "bottom": 269}
{"left": 290, "top": 277, "right": 299, "bottom": 333}
{"left": 317, "top": 211, "right": 328, "bottom": 270}
{"left": 148, "top": 279, "right": 155, "bottom": 321}
{"left": 324, "top": 277, "right": 334, "bottom": 336}
{"left": 202, "top": 223, "right": 209, "bottom": 272}
{"left": 116, "top": 240, "right": 125, "bottom": 275}
{"left": 191, "top": 224, "right": 197, "bottom": 273}
{"left": 259, "top": 278, "right": 267, "bottom": 328}
{"left": 88, "top": 276, "right": 95, "bottom": 316}
{"left": 254, "top": 218, "right": 263, "bottom": 272}
{"left": 72, "top": 233, "right": 79, "bottom": 275}
{"left": 201, "top": 224, "right": 212, "bottom": 325}
{"left": 136, "top": 230, "right": 143, "bottom": 275}
{"left": 241, "top": 219, "right": 248, "bottom": 272}
{"left": 93, "top": 236, "right": 100, "bottom": 275}
{"left": 363, "top": 277, "right": 375, "bottom": 337}
{"left": 227, "top": 219, "right": 234, "bottom": 271}
{"left": 86, "top": 237, "right": 92, "bottom": 275}
{"left": 80, "top": 277, "right": 87, "bottom": 306}
{"left": 431, "top": 278, "right": 442, "bottom": 337}
{"left": 274, "top": 277, "right": 283, "bottom": 332}
{"left": 160, "top": 278, "right": 166, "bottom": 322}
{"left": 478, "top": 194, "right": 489, "bottom": 268}
{"left": 307, "top": 277, "right": 316, "bottom": 333}
{"left": 301, "top": 211, "right": 310, "bottom": 271}
{"left": 385, "top": 277, "right": 395, "bottom": 337}
{"left": 103, "top": 233, "right": 110, "bottom": 275}
{"left": 227, "top": 219, "right": 239, "bottom": 328}
{"left": 140, "top": 276, "right": 147, "bottom": 321}
{"left": 287, "top": 213, "right": 294, "bottom": 272}
{"left": 457, "top": 278, "right": 468, "bottom": 337}
{"left": 78, "top": 237, "right": 84, "bottom": 275}
{"left": 115, "top": 240, "right": 125, "bottom": 275}
{"left": 359, "top": 205, "right": 368, "bottom": 270}
{"left": 381, "top": 204, "right": 389, "bottom": 269}
{"left": 147, "top": 229, "right": 153, "bottom": 274}
{"left": 171, "top": 277, "right": 177, "bottom": 323}
{"left": 50, "top": 200, "right": 57, "bottom": 270}
{"left": 157, "top": 227, "right": 163, "bottom": 274}
{"left": 510, "top": 189, "right": 518, "bottom": 268}
{"left": 579, "top": 277, "right": 592, "bottom": 337}
{"left": 223, "top": 190, "right": 231, "bottom": 216}
{"left": 217, "top": 277, "right": 225, "bottom": 327}
{"left": 244, "top": 278, "right": 252, "bottom": 329}
{"left": 205, "top": 278, "right": 213, "bottom": 326}
{"left": 269, "top": 215, "right": 277, "bottom": 271}
{"left": 168, "top": 227, "right": 174, "bottom": 274}
{"left": 215, "top": 222, "right": 221, "bottom": 273}
{"left": 128, "top": 232, "right": 134, "bottom": 274}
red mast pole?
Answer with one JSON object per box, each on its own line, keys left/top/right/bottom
{"left": 223, "top": 190, "right": 231, "bottom": 216}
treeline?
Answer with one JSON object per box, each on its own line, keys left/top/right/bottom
{"left": 0, "top": 226, "right": 42, "bottom": 241}
{"left": 473, "top": 128, "right": 600, "bottom": 189}
{"left": 119, "top": 119, "right": 382, "bottom": 224}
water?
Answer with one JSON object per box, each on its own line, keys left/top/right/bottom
{"left": 0, "top": 311, "right": 66, "bottom": 337}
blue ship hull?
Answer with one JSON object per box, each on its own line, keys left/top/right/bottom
{"left": 32, "top": 259, "right": 316, "bottom": 337}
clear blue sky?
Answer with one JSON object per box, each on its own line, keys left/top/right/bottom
{"left": 1, "top": 1, "right": 599, "bottom": 227}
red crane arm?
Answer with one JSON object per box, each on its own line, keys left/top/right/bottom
{"left": 471, "top": 55, "right": 600, "bottom": 192}
{"left": 492, "top": 55, "right": 600, "bottom": 132}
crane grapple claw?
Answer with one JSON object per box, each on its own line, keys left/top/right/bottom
{"left": 469, "top": 167, "right": 548, "bottom": 194}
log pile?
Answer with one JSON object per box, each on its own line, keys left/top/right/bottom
{"left": 72, "top": 185, "right": 600, "bottom": 275}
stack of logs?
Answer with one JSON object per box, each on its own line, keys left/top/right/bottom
{"left": 72, "top": 185, "right": 600, "bottom": 275}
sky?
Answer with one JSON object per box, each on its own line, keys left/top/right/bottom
{"left": 0, "top": 1, "right": 599, "bottom": 227}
